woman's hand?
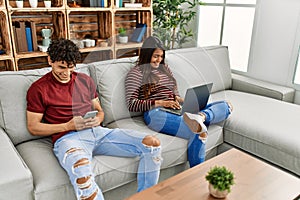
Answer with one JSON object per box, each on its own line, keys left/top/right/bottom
{"left": 175, "top": 96, "right": 184, "bottom": 104}
{"left": 155, "top": 100, "right": 181, "bottom": 109}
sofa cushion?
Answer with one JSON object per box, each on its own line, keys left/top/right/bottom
{"left": 0, "top": 128, "right": 33, "bottom": 200}
{"left": 165, "top": 46, "right": 232, "bottom": 95}
{"left": 89, "top": 57, "right": 142, "bottom": 126}
{"left": 215, "top": 90, "right": 300, "bottom": 176}
{"left": 0, "top": 64, "right": 90, "bottom": 145}
{"left": 15, "top": 119, "right": 188, "bottom": 199}
{"left": 108, "top": 116, "right": 224, "bottom": 167}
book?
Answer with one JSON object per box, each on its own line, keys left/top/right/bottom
{"left": 124, "top": 3, "right": 142, "bottom": 7}
{"left": 15, "top": 21, "right": 28, "bottom": 52}
{"left": 12, "top": 25, "right": 19, "bottom": 52}
{"left": 30, "top": 21, "right": 38, "bottom": 51}
{"left": 130, "top": 23, "right": 147, "bottom": 43}
{"left": 25, "top": 27, "right": 33, "bottom": 52}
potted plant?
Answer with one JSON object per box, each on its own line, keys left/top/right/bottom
{"left": 205, "top": 166, "right": 235, "bottom": 198}
{"left": 44, "top": 0, "right": 51, "bottom": 8}
{"left": 118, "top": 27, "right": 128, "bottom": 44}
{"left": 153, "top": 0, "right": 205, "bottom": 49}
{"left": 15, "top": 0, "right": 24, "bottom": 8}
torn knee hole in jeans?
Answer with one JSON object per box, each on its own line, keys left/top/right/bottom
{"left": 80, "top": 188, "right": 98, "bottom": 200}
{"left": 63, "top": 148, "right": 86, "bottom": 164}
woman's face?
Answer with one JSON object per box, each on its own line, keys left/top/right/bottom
{"left": 150, "top": 48, "right": 164, "bottom": 68}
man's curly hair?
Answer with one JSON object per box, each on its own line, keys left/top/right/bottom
{"left": 47, "top": 38, "right": 81, "bottom": 66}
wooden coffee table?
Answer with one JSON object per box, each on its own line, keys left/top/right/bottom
{"left": 126, "top": 148, "right": 300, "bottom": 200}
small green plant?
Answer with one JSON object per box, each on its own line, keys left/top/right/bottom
{"left": 205, "top": 166, "right": 234, "bottom": 192}
{"left": 119, "top": 28, "right": 127, "bottom": 37}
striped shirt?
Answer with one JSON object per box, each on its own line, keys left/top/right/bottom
{"left": 125, "top": 64, "right": 179, "bottom": 112}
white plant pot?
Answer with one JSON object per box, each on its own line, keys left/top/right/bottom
{"left": 29, "top": 0, "right": 38, "bottom": 8}
{"left": 16, "top": 1, "right": 23, "bottom": 8}
{"left": 44, "top": 1, "right": 51, "bottom": 8}
{"left": 119, "top": 36, "right": 128, "bottom": 44}
{"left": 208, "top": 183, "right": 229, "bottom": 199}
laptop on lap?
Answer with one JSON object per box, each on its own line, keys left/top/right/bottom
{"left": 160, "top": 83, "right": 213, "bottom": 115}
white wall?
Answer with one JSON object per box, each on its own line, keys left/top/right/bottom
{"left": 248, "top": 0, "right": 300, "bottom": 87}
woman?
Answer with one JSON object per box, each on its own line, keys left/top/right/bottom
{"left": 125, "top": 36, "right": 232, "bottom": 167}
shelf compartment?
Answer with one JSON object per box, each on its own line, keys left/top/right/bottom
{"left": 116, "top": 47, "right": 139, "bottom": 59}
{"left": 8, "top": 0, "right": 65, "bottom": 9}
{"left": 16, "top": 56, "right": 48, "bottom": 70}
{"left": 67, "top": 10, "right": 112, "bottom": 49}
{"left": 10, "top": 10, "right": 66, "bottom": 55}
{"left": 81, "top": 49, "right": 113, "bottom": 63}
{"left": 0, "top": 11, "right": 13, "bottom": 58}
{"left": 66, "top": 0, "right": 111, "bottom": 8}
{"left": 114, "top": 10, "right": 151, "bottom": 43}
{"left": 0, "top": 58, "right": 15, "bottom": 71}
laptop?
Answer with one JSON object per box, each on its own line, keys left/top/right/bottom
{"left": 160, "top": 83, "right": 213, "bottom": 115}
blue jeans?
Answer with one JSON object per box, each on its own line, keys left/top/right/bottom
{"left": 53, "top": 126, "right": 162, "bottom": 200}
{"left": 144, "top": 100, "right": 231, "bottom": 167}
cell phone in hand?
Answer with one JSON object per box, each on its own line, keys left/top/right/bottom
{"left": 83, "top": 110, "right": 98, "bottom": 119}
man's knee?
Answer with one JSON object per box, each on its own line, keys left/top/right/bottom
{"left": 142, "top": 135, "right": 160, "bottom": 147}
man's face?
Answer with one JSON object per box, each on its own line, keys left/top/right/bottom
{"left": 49, "top": 59, "right": 75, "bottom": 83}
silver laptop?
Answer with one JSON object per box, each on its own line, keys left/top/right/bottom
{"left": 160, "top": 83, "right": 213, "bottom": 115}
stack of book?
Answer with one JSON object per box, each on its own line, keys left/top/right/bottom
{"left": 13, "top": 21, "right": 38, "bottom": 53}
{"left": 131, "top": 23, "right": 147, "bottom": 43}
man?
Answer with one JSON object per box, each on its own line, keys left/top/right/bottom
{"left": 26, "top": 38, "right": 161, "bottom": 200}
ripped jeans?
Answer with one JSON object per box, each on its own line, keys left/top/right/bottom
{"left": 53, "top": 126, "right": 162, "bottom": 200}
{"left": 144, "top": 100, "right": 231, "bottom": 167}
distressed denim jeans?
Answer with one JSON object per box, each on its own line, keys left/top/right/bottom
{"left": 53, "top": 126, "right": 162, "bottom": 200}
{"left": 144, "top": 100, "right": 231, "bottom": 167}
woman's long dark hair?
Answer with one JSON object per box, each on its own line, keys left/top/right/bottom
{"left": 138, "top": 36, "right": 177, "bottom": 98}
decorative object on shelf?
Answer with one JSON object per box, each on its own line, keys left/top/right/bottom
{"left": 205, "top": 166, "right": 235, "bottom": 199}
{"left": 153, "top": 0, "right": 204, "bottom": 49}
{"left": 124, "top": 3, "right": 142, "bottom": 7}
{"left": 38, "top": 45, "right": 48, "bottom": 52}
{"left": 69, "top": 0, "right": 81, "bottom": 7}
{"left": 118, "top": 28, "right": 128, "bottom": 44}
{"left": 82, "top": 39, "right": 96, "bottom": 47}
{"left": 41, "top": 28, "right": 53, "bottom": 47}
{"left": 115, "top": 0, "right": 122, "bottom": 8}
{"left": 29, "top": 0, "right": 38, "bottom": 8}
{"left": 15, "top": 0, "right": 24, "bottom": 8}
{"left": 131, "top": 23, "right": 147, "bottom": 43}
{"left": 44, "top": 0, "right": 51, "bottom": 8}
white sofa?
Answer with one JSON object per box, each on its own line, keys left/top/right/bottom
{"left": 0, "top": 45, "right": 299, "bottom": 200}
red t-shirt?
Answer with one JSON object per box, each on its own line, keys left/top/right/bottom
{"left": 26, "top": 71, "right": 98, "bottom": 144}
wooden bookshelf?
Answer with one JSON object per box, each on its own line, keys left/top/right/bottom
{"left": 0, "top": 0, "right": 152, "bottom": 70}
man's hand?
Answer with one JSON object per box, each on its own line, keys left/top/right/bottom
{"left": 67, "top": 115, "right": 101, "bottom": 131}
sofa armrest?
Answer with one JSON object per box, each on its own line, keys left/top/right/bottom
{"left": 231, "top": 73, "right": 295, "bottom": 102}
{"left": 0, "top": 128, "right": 33, "bottom": 200}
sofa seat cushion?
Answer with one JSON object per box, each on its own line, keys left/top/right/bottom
{"left": 89, "top": 57, "right": 141, "bottom": 126}
{"left": 215, "top": 90, "right": 300, "bottom": 176}
{"left": 107, "top": 116, "right": 224, "bottom": 168}
{"left": 0, "top": 129, "right": 33, "bottom": 200}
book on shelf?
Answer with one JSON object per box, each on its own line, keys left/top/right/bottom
{"left": 30, "top": 21, "right": 38, "bottom": 51}
{"left": 25, "top": 27, "right": 33, "bottom": 52}
{"left": 124, "top": 3, "right": 142, "bottom": 7}
{"left": 12, "top": 25, "right": 19, "bottom": 52}
{"left": 130, "top": 23, "right": 147, "bottom": 43}
{"left": 115, "top": 0, "right": 122, "bottom": 7}
{"left": 15, "top": 21, "right": 28, "bottom": 52}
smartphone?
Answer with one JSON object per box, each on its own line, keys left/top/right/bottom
{"left": 83, "top": 110, "right": 98, "bottom": 119}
